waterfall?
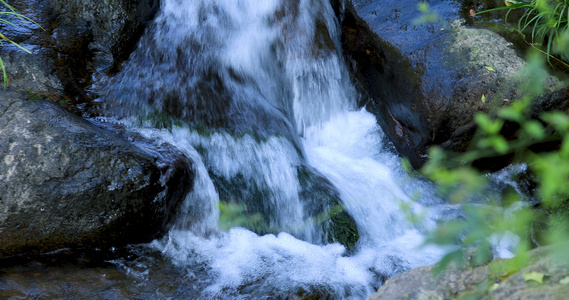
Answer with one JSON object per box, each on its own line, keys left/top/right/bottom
{"left": 102, "top": 0, "right": 458, "bottom": 298}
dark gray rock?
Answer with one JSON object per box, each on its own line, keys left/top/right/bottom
{"left": 0, "top": 90, "right": 193, "bottom": 257}
{"left": 1, "top": 0, "right": 158, "bottom": 101}
{"left": 337, "top": 0, "right": 567, "bottom": 169}
{"left": 47, "top": 0, "right": 159, "bottom": 74}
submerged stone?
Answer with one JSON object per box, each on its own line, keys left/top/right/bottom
{"left": 208, "top": 162, "right": 359, "bottom": 251}
{"left": 297, "top": 165, "right": 360, "bottom": 251}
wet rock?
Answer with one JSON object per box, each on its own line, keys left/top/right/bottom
{"left": 490, "top": 249, "right": 569, "bottom": 300}
{"left": 0, "top": 90, "right": 194, "bottom": 257}
{"left": 337, "top": 0, "right": 567, "bottom": 169}
{"left": 207, "top": 161, "right": 359, "bottom": 250}
{"left": 369, "top": 247, "right": 569, "bottom": 300}
{"left": 369, "top": 265, "right": 489, "bottom": 300}
{"left": 297, "top": 165, "right": 360, "bottom": 251}
{"left": 1, "top": 0, "right": 158, "bottom": 101}
{"left": 101, "top": 1, "right": 301, "bottom": 146}
{"left": 0, "top": 246, "right": 187, "bottom": 299}
{"left": 47, "top": 0, "right": 159, "bottom": 75}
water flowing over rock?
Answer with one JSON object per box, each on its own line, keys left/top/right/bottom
{"left": 102, "top": 0, "right": 365, "bottom": 246}
{"left": 339, "top": 0, "right": 567, "bottom": 169}
{"left": 4, "top": 0, "right": 566, "bottom": 298}
{"left": 87, "top": 0, "right": 465, "bottom": 297}
{"left": 0, "top": 90, "right": 193, "bottom": 257}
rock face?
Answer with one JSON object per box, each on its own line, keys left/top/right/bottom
{"left": 369, "top": 247, "right": 569, "bottom": 300}
{"left": 1, "top": 0, "right": 158, "bottom": 101}
{"left": 0, "top": 90, "right": 194, "bottom": 257}
{"left": 47, "top": 0, "right": 159, "bottom": 75}
{"left": 370, "top": 265, "right": 489, "bottom": 299}
{"left": 338, "top": 0, "right": 567, "bottom": 169}
{"left": 0, "top": 0, "right": 185, "bottom": 257}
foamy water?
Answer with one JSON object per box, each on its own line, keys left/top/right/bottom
{"left": 103, "top": 0, "right": 459, "bottom": 297}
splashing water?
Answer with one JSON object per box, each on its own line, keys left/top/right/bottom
{"left": 102, "top": 0, "right": 459, "bottom": 298}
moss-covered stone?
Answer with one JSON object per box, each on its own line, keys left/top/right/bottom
{"left": 297, "top": 165, "right": 359, "bottom": 251}
{"left": 206, "top": 162, "right": 359, "bottom": 250}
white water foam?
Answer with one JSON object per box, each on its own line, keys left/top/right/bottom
{"left": 127, "top": 107, "right": 450, "bottom": 298}
{"left": 106, "top": 0, "right": 458, "bottom": 298}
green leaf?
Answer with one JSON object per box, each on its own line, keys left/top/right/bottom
{"left": 481, "top": 94, "right": 487, "bottom": 103}
{"left": 498, "top": 106, "right": 523, "bottom": 122}
{"left": 418, "top": 2, "right": 429, "bottom": 12}
{"left": 542, "top": 111, "right": 569, "bottom": 131}
{"left": 475, "top": 113, "right": 504, "bottom": 135}
{"left": 561, "top": 134, "right": 569, "bottom": 157}
{"left": 489, "top": 283, "right": 500, "bottom": 292}
{"left": 560, "top": 276, "right": 569, "bottom": 285}
{"left": 433, "top": 249, "right": 465, "bottom": 275}
{"left": 491, "top": 136, "right": 509, "bottom": 154}
{"left": 523, "top": 272, "right": 546, "bottom": 284}
{"left": 523, "top": 120, "right": 545, "bottom": 140}
{"left": 478, "top": 136, "right": 509, "bottom": 154}
{"left": 485, "top": 66, "right": 495, "bottom": 71}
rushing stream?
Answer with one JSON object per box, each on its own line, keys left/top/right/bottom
{"left": 109, "top": 0, "right": 453, "bottom": 298}
{"left": 1, "top": 0, "right": 487, "bottom": 299}
{"left": 98, "top": 0, "right": 460, "bottom": 298}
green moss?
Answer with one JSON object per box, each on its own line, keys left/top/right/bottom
{"left": 22, "top": 90, "right": 43, "bottom": 102}
{"left": 209, "top": 172, "right": 273, "bottom": 234}
{"left": 297, "top": 166, "right": 359, "bottom": 251}
{"left": 325, "top": 206, "right": 360, "bottom": 251}
{"left": 206, "top": 164, "right": 359, "bottom": 250}
{"left": 136, "top": 109, "right": 184, "bottom": 130}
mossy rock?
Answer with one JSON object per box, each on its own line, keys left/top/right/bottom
{"left": 208, "top": 163, "right": 359, "bottom": 251}
{"left": 297, "top": 165, "right": 360, "bottom": 251}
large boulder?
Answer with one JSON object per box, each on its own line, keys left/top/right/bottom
{"left": 0, "top": 90, "right": 193, "bottom": 257}
{"left": 337, "top": 0, "right": 568, "bottom": 169}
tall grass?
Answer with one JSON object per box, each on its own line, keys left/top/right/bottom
{"left": 478, "top": 0, "right": 569, "bottom": 66}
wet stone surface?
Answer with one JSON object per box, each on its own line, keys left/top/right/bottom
{"left": 0, "top": 90, "right": 194, "bottom": 257}
{"left": 338, "top": 0, "right": 566, "bottom": 169}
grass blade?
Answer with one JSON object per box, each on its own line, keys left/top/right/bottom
{"left": 0, "top": 56, "right": 7, "bottom": 90}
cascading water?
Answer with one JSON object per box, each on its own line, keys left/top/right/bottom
{"left": 100, "top": 0, "right": 460, "bottom": 298}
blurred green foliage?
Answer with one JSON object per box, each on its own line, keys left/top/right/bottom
{"left": 422, "top": 58, "right": 569, "bottom": 272}
{"left": 414, "top": 2, "right": 440, "bottom": 25}
{"left": 417, "top": 0, "right": 569, "bottom": 274}
{"left": 218, "top": 202, "right": 262, "bottom": 232}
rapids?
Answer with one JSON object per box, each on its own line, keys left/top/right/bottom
{"left": 98, "top": 0, "right": 461, "bottom": 298}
